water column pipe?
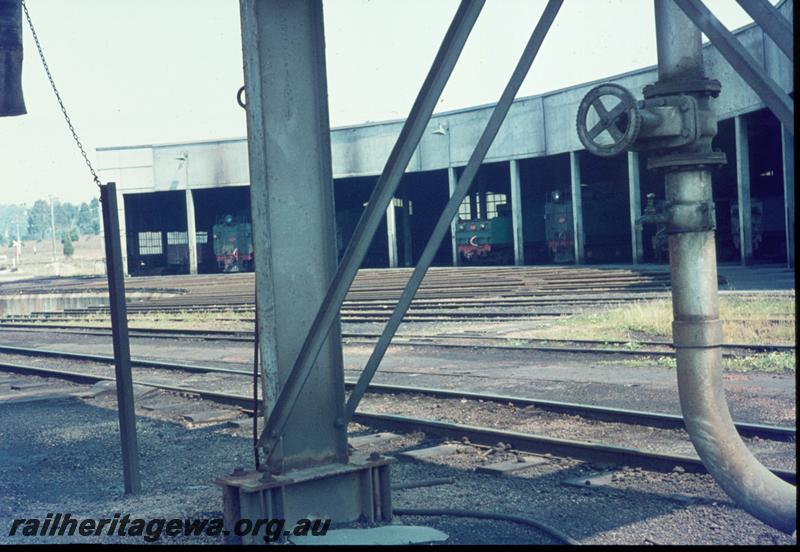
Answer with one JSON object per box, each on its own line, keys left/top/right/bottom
{"left": 654, "top": 0, "right": 795, "bottom": 534}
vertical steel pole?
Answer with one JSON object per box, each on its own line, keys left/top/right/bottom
{"left": 509, "top": 159, "right": 525, "bottom": 266}
{"left": 654, "top": 0, "right": 795, "bottom": 533}
{"left": 781, "top": 124, "right": 794, "bottom": 268}
{"left": 240, "top": 0, "right": 347, "bottom": 470}
{"left": 569, "top": 151, "right": 584, "bottom": 264}
{"left": 99, "top": 182, "right": 141, "bottom": 495}
{"left": 735, "top": 115, "right": 753, "bottom": 266}
{"left": 448, "top": 167, "right": 460, "bottom": 267}
{"left": 628, "top": 151, "right": 643, "bottom": 264}
{"left": 255, "top": 0, "right": 484, "bottom": 455}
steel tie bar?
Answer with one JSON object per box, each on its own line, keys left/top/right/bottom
{"left": 673, "top": 0, "right": 793, "bottom": 135}
{"left": 734, "top": 0, "right": 793, "bottom": 62}
{"left": 345, "top": 0, "right": 564, "bottom": 422}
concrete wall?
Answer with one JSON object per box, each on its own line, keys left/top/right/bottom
{"left": 96, "top": 0, "right": 792, "bottom": 192}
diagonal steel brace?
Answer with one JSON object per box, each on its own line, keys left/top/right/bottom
{"left": 345, "top": 0, "right": 564, "bottom": 423}
{"left": 256, "top": 0, "right": 485, "bottom": 453}
{"left": 673, "top": 0, "right": 793, "bottom": 135}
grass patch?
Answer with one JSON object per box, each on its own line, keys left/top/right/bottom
{"left": 531, "top": 297, "right": 794, "bottom": 345}
{"left": 600, "top": 352, "right": 794, "bottom": 373}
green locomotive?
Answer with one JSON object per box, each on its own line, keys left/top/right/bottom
{"left": 212, "top": 214, "right": 253, "bottom": 272}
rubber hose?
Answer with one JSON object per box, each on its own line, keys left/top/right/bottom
{"left": 393, "top": 508, "right": 579, "bottom": 545}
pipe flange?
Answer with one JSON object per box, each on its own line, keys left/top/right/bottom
{"left": 647, "top": 151, "right": 727, "bottom": 171}
{"left": 643, "top": 78, "right": 721, "bottom": 99}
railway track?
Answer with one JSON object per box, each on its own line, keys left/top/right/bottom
{"left": 0, "top": 356, "right": 793, "bottom": 484}
{"left": 0, "top": 325, "right": 792, "bottom": 355}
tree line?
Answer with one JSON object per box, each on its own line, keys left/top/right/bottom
{"left": 1, "top": 198, "right": 101, "bottom": 248}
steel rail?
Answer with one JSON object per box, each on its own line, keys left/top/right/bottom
{"left": 1, "top": 344, "right": 791, "bottom": 440}
{"left": 673, "top": 0, "right": 793, "bottom": 135}
{"left": 733, "top": 0, "right": 793, "bottom": 62}
{"left": 0, "top": 325, "right": 793, "bottom": 353}
{"left": 256, "top": 0, "right": 485, "bottom": 453}
{"left": 0, "top": 358, "right": 793, "bottom": 484}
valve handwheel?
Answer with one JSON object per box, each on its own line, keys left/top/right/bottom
{"left": 576, "top": 84, "right": 641, "bottom": 157}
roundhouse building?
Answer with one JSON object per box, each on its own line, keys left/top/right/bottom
{"left": 96, "top": 0, "right": 794, "bottom": 276}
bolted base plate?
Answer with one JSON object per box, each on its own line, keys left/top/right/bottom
{"left": 215, "top": 452, "right": 395, "bottom": 544}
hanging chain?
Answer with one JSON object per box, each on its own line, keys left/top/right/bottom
{"left": 21, "top": 0, "right": 102, "bottom": 188}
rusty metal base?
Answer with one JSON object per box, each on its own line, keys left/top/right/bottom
{"left": 215, "top": 452, "right": 394, "bottom": 545}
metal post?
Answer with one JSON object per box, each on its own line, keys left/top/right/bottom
{"left": 478, "top": 180, "right": 488, "bottom": 220}
{"left": 185, "top": 190, "right": 198, "bottom": 275}
{"left": 386, "top": 200, "right": 399, "bottom": 268}
{"left": 673, "top": 0, "right": 793, "bottom": 135}
{"left": 654, "top": 0, "right": 795, "bottom": 534}
{"left": 48, "top": 195, "right": 57, "bottom": 263}
{"left": 343, "top": 0, "right": 563, "bottom": 423}
{"left": 240, "top": 0, "right": 347, "bottom": 470}
{"left": 735, "top": 115, "right": 753, "bottom": 266}
{"left": 255, "top": 0, "right": 484, "bottom": 455}
{"left": 448, "top": 167, "right": 460, "bottom": 266}
{"left": 781, "top": 124, "right": 794, "bottom": 268}
{"left": 569, "top": 151, "right": 584, "bottom": 264}
{"left": 628, "top": 152, "right": 643, "bottom": 264}
{"left": 99, "top": 182, "right": 141, "bottom": 495}
{"left": 509, "top": 159, "right": 525, "bottom": 265}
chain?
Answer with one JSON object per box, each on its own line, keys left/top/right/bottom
{"left": 21, "top": 0, "right": 102, "bottom": 188}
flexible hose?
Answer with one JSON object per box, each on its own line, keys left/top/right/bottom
{"left": 393, "top": 508, "right": 579, "bottom": 545}
{"left": 391, "top": 478, "right": 455, "bottom": 491}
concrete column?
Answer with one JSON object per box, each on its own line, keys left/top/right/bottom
{"left": 386, "top": 200, "right": 398, "bottom": 268}
{"left": 401, "top": 184, "right": 412, "bottom": 267}
{"left": 781, "top": 124, "right": 794, "bottom": 268}
{"left": 509, "top": 159, "right": 524, "bottom": 266}
{"left": 569, "top": 151, "right": 585, "bottom": 264}
{"left": 185, "top": 190, "right": 198, "bottom": 275}
{"left": 628, "top": 151, "right": 643, "bottom": 264}
{"left": 735, "top": 115, "right": 753, "bottom": 266}
{"left": 240, "top": 0, "right": 347, "bottom": 471}
{"left": 478, "top": 181, "right": 488, "bottom": 220}
{"left": 116, "top": 189, "right": 128, "bottom": 276}
{"left": 448, "top": 167, "right": 460, "bottom": 266}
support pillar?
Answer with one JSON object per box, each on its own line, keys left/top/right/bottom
{"left": 386, "top": 200, "right": 399, "bottom": 268}
{"left": 185, "top": 190, "right": 198, "bottom": 275}
{"left": 217, "top": 0, "right": 392, "bottom": 529}
{"left": 569, "top": 151, "right": 585, "bottom": 264}
{"left": 781, "top": 124, "right": 794, "bottom": 268}
{"left": 401, "top": 182, "right": 412, "bottom": 267}
{"left": 509, "top": 159, "right": 524, "bottom": 265}
{"left": 448, "top": 167, "right": 460, "bottom": 266}
{"left": 628, "top": 151, "right": 644, "bottom": 264}
{"left": 735, "top": 115, "right": 753, "bottom": 266}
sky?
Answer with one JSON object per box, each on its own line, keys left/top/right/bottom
{"left": 0, "top": 0, "right": 762, "bottom": 206}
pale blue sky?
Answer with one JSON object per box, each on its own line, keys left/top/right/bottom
{"left": 1, "top": 0, "right": 760, "bottom": 205}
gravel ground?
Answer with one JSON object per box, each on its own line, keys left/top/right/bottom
{"left": 0, "top": 382, "right": 795, "bottom": 545}
{"left": 0, "top": 352, "right": 793, "bottom": 474}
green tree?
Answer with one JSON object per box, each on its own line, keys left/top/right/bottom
{"left": 61, "top": 231, "right": 74, "bottom": 257}
{"left": 27, "top": 200, "right": 51, "bottom": 240}
{"left": 89, "top": 198, "right": 100, "bottom": 234}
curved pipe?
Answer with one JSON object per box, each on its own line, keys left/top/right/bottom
{"left": 652, "top": 0, "right": 796, "bottom": 534}
{"left": 667, "top": 170, "right": 796, "bottom": 534}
